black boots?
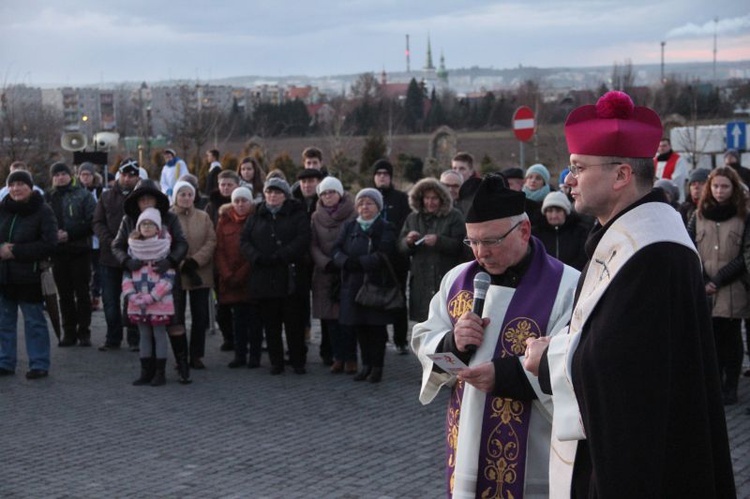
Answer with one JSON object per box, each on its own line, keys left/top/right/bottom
{"left": 169, "top": 333, "right": 192, "bottom": 385}
{"left": 353, "top": 366, "right": 383, "bottom": 382}
{"left": 133, "top": 358, "right": 155, "bottom": 386}
{"left": 151, "top": 359, "right": 166, "bottom": 386}
{"left": 367, "top": 367, "right": 383, "bottom": 383}
{"left": 353, "top": 365, "right": 372, "bottom": 382}
{"left": 59, "top": 335, "right": 77, "bottom": 347}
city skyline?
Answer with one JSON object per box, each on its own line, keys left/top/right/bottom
{"left": 1, "top": 1, "right": 749, "bottom": 87}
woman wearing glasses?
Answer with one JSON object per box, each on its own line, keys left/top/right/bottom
{"left": 399, "top": 178, "right": 466, "bottom": 323}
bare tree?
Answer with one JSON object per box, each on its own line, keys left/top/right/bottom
{"left": 350, "top": 73, "right": 381, "bottom": 101}
{"left": 160, "top": 84, "right": 225, "bottom": 170}
{"left": 611, "top": 59, "right": 635, "bottom": 93}
{"left": 0, "top": 84, "right": 63, "bottom": 164}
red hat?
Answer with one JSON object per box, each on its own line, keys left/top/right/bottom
{"left": 565, "top": 91, "right": 662, "bottom": 158}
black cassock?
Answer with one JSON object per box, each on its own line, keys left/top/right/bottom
{"left": 541, "top": 192, "right": 736, "bottom": 498}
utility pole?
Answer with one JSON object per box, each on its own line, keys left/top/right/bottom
{"left": 660, "top": 41, "right": 666, "bottom": 84}
{"left": 713, "top": 17, "right": 718, "bottom": 82}
{"left": 406, "top": 34, "right": 411, "bottom": 73}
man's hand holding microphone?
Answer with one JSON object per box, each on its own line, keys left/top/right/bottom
{"left": 454, "top": 272, "right": 496, "bottom": 393}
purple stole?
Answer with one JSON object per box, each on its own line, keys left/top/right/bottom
{"left": 445, "top": 239, "right": 563, "bottom": 498}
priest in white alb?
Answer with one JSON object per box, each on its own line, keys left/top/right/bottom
{"left": 411, "top": 175, "right": 580, "bottom": 498}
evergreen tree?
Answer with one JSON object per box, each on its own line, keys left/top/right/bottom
{"left": 404, "top": 78, "right": 424, "bottom": 133}
{"left": 270, "top": 152, "right": 297, "bottom": 180}
{"left": 398, "top": 153, "right": 424, "bottom": 183}
{"left": 360, "top": 130, "right": 387, "bottom": 173}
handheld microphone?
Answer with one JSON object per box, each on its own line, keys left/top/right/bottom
{"left": 466, "top": 271, "right": 491, "bottom": 354}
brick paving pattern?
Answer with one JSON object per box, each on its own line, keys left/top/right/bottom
{"left": 1, "top": 309, "right": 748, "bottom": 497}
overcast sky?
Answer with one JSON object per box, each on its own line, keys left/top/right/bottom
{"left": 1, "top": 0, "right": 748, "bottom": 87}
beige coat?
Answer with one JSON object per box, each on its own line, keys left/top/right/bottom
{"left": 695, "top": 214, "right": 749, "bottom": 318}
{"left": 171, "top": 204, "right": 217, "bottom": 290}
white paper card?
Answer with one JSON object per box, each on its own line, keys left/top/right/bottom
{"left": 427, "top": 352, "right": 468, "bottom": 373}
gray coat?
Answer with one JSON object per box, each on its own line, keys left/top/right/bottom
{"left": 310, "top": 194, "right": 356, "bottom": 320}
{"left": 398, "top": 178, "right": 467, "bottom": 322}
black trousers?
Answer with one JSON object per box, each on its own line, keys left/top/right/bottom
{"left": 52, "top": 252, "right": 92, "bottom": 340}
{"left": 255, "top": 296, "right": 306, "bottom": 369}
{"left": 354, "top": 324, "right": 387, "bottom": 368}
{"left": 712, "top": 317, "right": 743, "bottom": 391}
{"left": 175, "top": 287, "right": 210, "bottom": 360}
{"left": 390, "top": 266, "right": 409, "bottom": 347}
{"left": 216, "top": 303, "right": 234, "bottom": 344}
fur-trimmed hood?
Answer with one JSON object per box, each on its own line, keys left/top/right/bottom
{"left": 408, "top": 177, "right": 453, "bottom": 216}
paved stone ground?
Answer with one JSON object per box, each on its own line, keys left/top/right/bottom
{"left": 1, "top": 308, "right": 748, "bottom": 497}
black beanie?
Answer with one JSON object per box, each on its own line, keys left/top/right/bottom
{"left": 466, "top": 174, "right": 525, "bottom": 223}
{"left": 6, "top": 170, "right": 34, "bottom": 189}
{"left": 372, "top": 158, "right": 394, "bottom": 177}
{"left": 50, "top": 162, "right": 72, "bottom": 176}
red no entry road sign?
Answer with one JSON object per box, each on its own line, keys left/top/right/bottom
{"left": 513, "top": 106, "right": 536, "bottom": 142}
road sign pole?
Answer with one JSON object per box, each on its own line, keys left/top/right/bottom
{"left": 512, "top": 106, "right": 536, "bottom": 168}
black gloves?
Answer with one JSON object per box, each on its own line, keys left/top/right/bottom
{"left": 182, "top": 258, "right": 199, "bottom": 272}
{"left": 153, "top": 259, "right": 172, "bottom": 274}
{"left": 124, "top": 258, "right": 144, "bottom": 271}
{"left": 344, "top": 257, "right": 362, "bottom": 272}
{"left": 256, "top": 254, "right": 280, "bottom": 266}
{"left": 324, "top": 261, "right": 338, "bottom": 274}
{"left": 181, "top": 258, "right": 203, "bottom": 287}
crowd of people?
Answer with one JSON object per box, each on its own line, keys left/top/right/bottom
{"left": 1, "top": 133, "right": 748, "bottom": 387}
{"left": 0, "top": 95, "right": 746, "bottom": 494}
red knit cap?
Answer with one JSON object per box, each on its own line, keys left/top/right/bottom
{"left": 565, "top": 91, "right": 662, "bottom": 158}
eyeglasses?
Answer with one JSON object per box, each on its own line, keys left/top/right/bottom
{"left": 463, "top": 221, "right": 522, "bottom": 249}
{"left": 567, "top": 162, "right": 622, "bottom": 178}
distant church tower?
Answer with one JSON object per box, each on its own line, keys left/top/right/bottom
{"left": 423, "top": 34, "right": 437, "bottom": 87}
{"left": 424, "top": 35, "right": 435, "bottom": 71}
{"left": 437, "top": 50, "right": 449, "bottom": 85}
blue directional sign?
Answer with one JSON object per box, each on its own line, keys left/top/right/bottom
{"left": 727, "top": 121, "right": 747, "bottom": 151}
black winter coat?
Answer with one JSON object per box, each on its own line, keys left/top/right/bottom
{"left": 93, "top": 182, "right": 132, "bottom": 268}
{"left": 377, "top": 185, "right": 410, "bottom": 277}
{"left": 332, "top": 216, "right": 397, "bottom": 326}
{"left": 45, "top": 183, "right": 96, "bottom": 255}
{"left": 532, "top": 212, "right": 589, "bottom": 270}
{"left": 240, "top": 199, "right": 311, "bottom": 299}
{"left": 0, "top": 192, "right": 57, "bottom": 302}
{"left": 111, "top": 181, "right": 188, "bottom": 269}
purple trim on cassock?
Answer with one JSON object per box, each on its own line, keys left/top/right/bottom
{"left": 445, "top": 239, "right": 564, "bottom": 498}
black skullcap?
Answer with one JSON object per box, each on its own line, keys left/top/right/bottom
{"left": 6, "top": 170, "right": 34, "bottom": 189}
{"left": 372, "top": 158, "right": 394, "bottom": 177}
{"left": 50, "top": 162, "right": 72, "bottom": 177}
{"left": 297, "top": 168, "right": 323, "bottom": 180}
{"left": 501, "top": 167, "right": 525, "bottom": 180}
{"left": 466, "top": 173, "right": 525, "bottom": 223}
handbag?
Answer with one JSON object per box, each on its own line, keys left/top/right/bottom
{"left": 355, "top": 253, "right": 404, "bottom": 310}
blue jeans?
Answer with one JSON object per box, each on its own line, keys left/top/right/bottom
{"left": 100, "top": 265, "right": 138, "bottom": 347}
{"left": 0, "top": 294, "right": 51, "bottom": 371}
